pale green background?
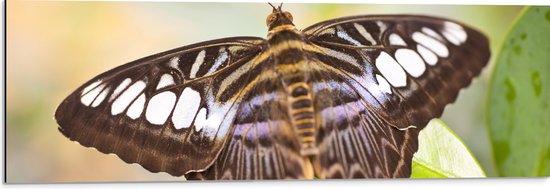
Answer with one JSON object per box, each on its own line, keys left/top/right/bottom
{"left": 7, "top": 1, "right": 523, "bottom": 182}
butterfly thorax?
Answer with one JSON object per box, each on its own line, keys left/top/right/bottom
{"left": 265, "top": 9, "right": 319, "bottom": 156}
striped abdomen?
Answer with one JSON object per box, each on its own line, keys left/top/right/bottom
{"left": 287, "top": 82, "right": 317, "bottom": 156}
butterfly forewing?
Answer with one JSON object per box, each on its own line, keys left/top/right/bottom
{"left": 55, "top": 37, "right": 267, "bottom": 176}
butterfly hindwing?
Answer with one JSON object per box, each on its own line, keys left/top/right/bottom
{"left": 55, "top": 37, "right": 266, "bottom": 176}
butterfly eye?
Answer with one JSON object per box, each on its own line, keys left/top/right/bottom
{"left": 266, "top": 13, "right": 277, "bottom": 26}
{"left": 283, "top": 11, "right": 293, "bottom": 21}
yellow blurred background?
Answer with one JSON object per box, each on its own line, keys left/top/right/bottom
{"left": 6, "top": 0, "right": 523, "bottom": 183}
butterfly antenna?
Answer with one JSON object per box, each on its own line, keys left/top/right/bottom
{"left": 278, "top": 3, "right": 283, "bottom": 11}
{"left": 268, "top": 3, "right": 276, "bottom": 10}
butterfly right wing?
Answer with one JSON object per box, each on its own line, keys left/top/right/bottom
{"left": 55, "top": 37, "right": 266, "bottom": 176}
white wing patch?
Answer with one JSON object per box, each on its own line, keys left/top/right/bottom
{"left": 337, "top": 26, "right": 362, "bottom": 46}
{"left": 376, "top": 21, "right": 387, "bottom": 33}
{"left": 111, "top": 81, "right": 146, "bottom": 115}
{"left": 394, "top": 49, "right": 426, "bottom": 78}
{"left": 417, "top": 44, "right": 438, "bottom": 66}
{"left": 389, "top": 33, "right": 407, "bottom": 46}
{"left": 91, "top": 87, "right": 110, "bottom": 107}
{"left": 412, "top": 32, "right": 449, "bottom": 58}
{"left": 206, "top": 48, "right": 229, "bottom": 74}
{"left": 127, "top": 93, "right": 146, "bottom": 119}
{"left": 190, "top": 50, "right": 206, "bottom": 79}
{"left": 321, "top": 46, "right": 360, "bottom": 68}
{"left": 168, "top": 56, "right": 182, "bottom": 73}
{"left": 146, "top": 91, "right": 177, "bottom": 125}
{"left": 194, "top": 108, "right": 207, "bottom": 132}
{"left": 194, "top": 107, "right": 224, "bottom": 133}
{"left": 442, "top": 21, "right": 468, "bottom": 45}
{"left": 317, "top": 27, "right": 336, "bottom": 36}
{"left": 375, "top": 74, "right": 392, "bottom": 94}
{"left": 421, "top": 27, "right": 444, "bottom": 41}
{"left": 110, "top": 78, "right": 132, "bottom": 101}
{"left": 80, "top": 83, "right": 106, "bottom": 106}
{"left": 81, "top": 80, "right": 102, "bottom": 95}
{"left": 353, "top": 23, "right": 377, "bottom": 45}
{"left": 156, "top": 74, "right": 175, "bottom": 90}
{"left": 375, "top": 52, "right": 407, "bottom": 87}
{"left": 172, "top": 87, "right": 201, "bottom": 129}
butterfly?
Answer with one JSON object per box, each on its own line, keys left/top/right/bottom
{"left": 55, "top": 4, "right": 490, "bottom": 179}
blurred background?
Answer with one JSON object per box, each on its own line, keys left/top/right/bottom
{"left": 6, "top": 0, "right": 523, "bottom": 183}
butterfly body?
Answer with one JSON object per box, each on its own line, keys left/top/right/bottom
{"left": 55, "top": 5, "right": 490, "bottom": 180}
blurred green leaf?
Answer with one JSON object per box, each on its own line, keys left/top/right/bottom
{"left": 411, "top": 119, "right": 485, "bottom": 178}
{"left": 486, "top": 6, "right": 550, "bottom": 177}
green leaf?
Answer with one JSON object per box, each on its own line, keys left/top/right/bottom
{"left": 486, "top": 6, "right": 550, "bottom": 177}
{"left": 411, "top": 119, "right": 486, "bottom": 178}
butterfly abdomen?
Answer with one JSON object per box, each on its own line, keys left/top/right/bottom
{"left": 286, "top": 82, "right": 318, "bottom": 156}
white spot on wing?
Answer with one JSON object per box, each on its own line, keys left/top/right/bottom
{"left": 189, "top": 50, "right": 206, "bottom": 79}
{"left": 228, "top": 45, "right": 245, "bottom": 53}
{"left": 375, "top": 52, "right": 407, "bottom": 87}
{"left": 412, "top": 32, "right": 449, "bottom": 57}
{"left": 376, "top": 21, "right": 387, "bottom": 33}
{"left": 207, "top": 48, "right": 228, "bottom": 74}
{"left": 80, "top": 83, "right": 106, "bottom": 106}
{"left": 146, "top": 91, "right": 176, "bottom": 125}
{"left": 337, "top": 26, "right": 362, "bottom": 46}
{"left": 395, "top": 49, "right": 426, "bottom": 77}
{"left": 219, "top": 60, "right": 252, "bottom": 97}
{"left": 321, "top": 47, "right": 360, "bottom": 67}
{"left": 417, "top": 45, "right": 438, "bottom": 66}
{"left": 389, "top": 33, "right": 406, "bottom": 46}
{"left": 443, "top": 31, "right": 461, "bottom": 46}
{"left": 194, "top": 107, "right": 224, "bottom": 133}
{"left": 172, "top": 87, "right": 201, "bottom": 129}
{"left": 421, "top": 27, "right": 443, "bottom": 41}
{"left": 194, "top": 108, "right": 207, "bottom": 132}
{"left": 127, "top": 93, "right": 146, "bottom": 119}
{"left": 318, "top": 27, "right": 336, "bottom": 36}
{"left": 111, "top": 81, "right": 146, "bottom": 115}
{"left": 443, "top": 21, "right": 467, "bottom": 45}
{"left": 168, "top": 57, "right": 182, "bottom": 72}
{"left": 375, "top": 74, "right": 392, "bottom": 94}
{"left": 156, "top": 74, "right": 175, "bottom": 90}
{"left": 82, "top": 80, "right": 102, "bottom": 95}
{"left": 91, "top": 87, "right": 110, "bottom": 107}
{"left": 353, "top": 23, "right": 377, "bottom": 45}
{"left": 110, "top": 78, "right": 132, "bottom": 101}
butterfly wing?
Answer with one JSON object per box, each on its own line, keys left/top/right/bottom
{"left": 303, "top": 15, "right": 490, "bottom": 177}
{"left": 55, "top": 37, "right": 266, "bottom": 176}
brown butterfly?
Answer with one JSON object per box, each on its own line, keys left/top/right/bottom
{"left": 55, "top": 4, "right": 490, "bottom": 179}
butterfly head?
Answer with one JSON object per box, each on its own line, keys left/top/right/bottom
{"left": 266, "top": 3, "right": 295, "bottom": 33}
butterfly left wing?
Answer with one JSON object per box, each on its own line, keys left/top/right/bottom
{"left": 303, "top": 15, "right": 490, "bottom": 178}
{"left": 55, "top": 37, "right": 266, "bottom": 177}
